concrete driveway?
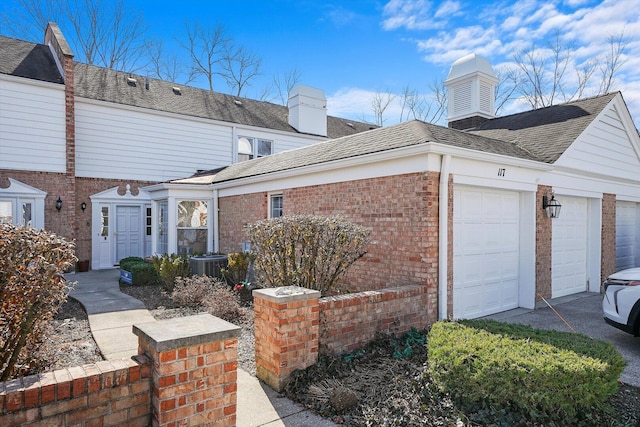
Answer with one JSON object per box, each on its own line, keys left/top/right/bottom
{"left": 486, "top": 292, "right": 640, "bottom": 387}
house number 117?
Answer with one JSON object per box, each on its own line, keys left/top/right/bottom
{"left": 498, "top": 168, "right": 506, "bottom": 177}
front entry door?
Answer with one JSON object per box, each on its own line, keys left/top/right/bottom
{"left": 116, "top": 206, "right": 142, "bottom": 263}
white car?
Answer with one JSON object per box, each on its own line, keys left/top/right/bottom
{"left": 603, "top": 267, "right": 640, "bottom": 335}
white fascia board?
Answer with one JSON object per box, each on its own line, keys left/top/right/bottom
{"left": 143, "top": 182, "right": 214, "bottom": 200}
{"left": 0, "top": 73, "right": 64, "bottom": 91}
{"left": 545, "top": 167, "right": 640, "bottom": 199}
{"left": 426, "top": 142, "right": 553, "bottom": 170}
{"left": 76, "top": 97, "right": 328, "bottom": 142}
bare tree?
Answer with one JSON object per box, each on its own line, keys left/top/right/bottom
{"left": 397, "top": 79, "right": 447, "bottom": 124}
{"left": 12, "top": 0, "right": 148, "bottom": 71}
{"left": 181, "top": 23, "right": 231, "bottom": 91}
{"left": 370, "top": 90, "right": 396, "bottom": 126}
{"left": 220, "top": 46, "right": 262, "bottom": 97}
{"left": 599, "top": 32, "right": 627, "bottom": 95}
{"left": 504, "top": 31, "right": 627, "bottom": 110}
{"left": 273, "top": 67, "right": 302, "bottom": 105}
{"left": 147, "top": 40, "right": 195, "bottom": 84}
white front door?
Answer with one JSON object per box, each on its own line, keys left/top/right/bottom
{"left": 552, "top": 196, "right": 588, "bottom": 298}
{"left": 116, "top": 206, "right": 142, "bottom": 263}
{"left": 453, "top": 187, "right": 520, "bottom": 319}
{"left": 616, "top": 201, "right": 639, "bottom": 271}
{"left": 98, "top": 205, "right": 112, "bottom": 267}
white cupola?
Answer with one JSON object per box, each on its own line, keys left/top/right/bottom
{"left": 444, "top": 53, "right": 498, "bottom": 130}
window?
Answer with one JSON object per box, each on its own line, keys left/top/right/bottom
{"left": 100, "top": 207, "right": 109, "bottom": 237}
{"left": 238, "top": 137, "right": 273, "bottom": 162}
{"left": 146, "top": 207, "right": 152, "bottom": 236}
{"left": 177, "top": 200, "right": 208, "bottom": 255}
{"left": 0, "top": 201, "right": 13, "bottom": 224}
{"left": 269, "top": 194, "right": 283, "bottom": 218}
{"left": 157, "top": 201, "right": 168, "bottom": 254}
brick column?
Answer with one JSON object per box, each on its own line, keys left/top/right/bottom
{"left": 133, "top": 314, "right": 240, "bottom": 427}
{"left": 253, "top": 287, "right": 320, "bottom": 392}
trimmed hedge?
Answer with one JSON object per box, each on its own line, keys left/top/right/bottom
{"left": 119, "top": 257, "right": 159, "bottom": 286}
{"left": 427, "top": 320, "right": 626, "bottom": 425}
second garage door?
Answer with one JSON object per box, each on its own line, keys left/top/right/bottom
{"left": 552, "top": 196, "right": 588, "bottom": 298}
{"left": 617, "top": 201, "right": 638, "bottom": 271}
{"left": 453, "top": 187, "right": 520, "bottom": 319}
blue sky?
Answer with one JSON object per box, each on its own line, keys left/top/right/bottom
{"left": 1, "top": 0, "right": 639, "bottom": 125}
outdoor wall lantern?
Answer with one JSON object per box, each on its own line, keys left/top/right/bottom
{"left": 55, "top": 197, "right": 63, "bottom": 211}
{"left": 542, "top": 193, "right": 561, "bottom": 219}
{"left": 80, "top": 202, "right": 87, "bottom": 212}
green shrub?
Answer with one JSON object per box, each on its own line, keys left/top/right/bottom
{"left": 427, "top": 320, "right": 626, "bottom": 425}
{"left": 119, "top": 256, "right": 145, "bottom": 272}
{"left": 128, "top": 262, "right": 160, "bottom": 286}
{"left": 221, "top": 252, "right": 254, "bottom": 286}
{"left": 152, "top": 253, "right": 190, "bottom": 291}
{"left": 247, "top": 214, "right": 369, "bottom": 296}
{"left": 0, "top": 223, "right": 76, "bottom": 380}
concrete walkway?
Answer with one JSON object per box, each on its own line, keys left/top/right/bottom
{"left": 67, "top": 269, "right": 337, "bottom": 427}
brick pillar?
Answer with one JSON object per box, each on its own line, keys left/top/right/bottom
{"left": 253, "top": 287, "right": 320, "bottom": 392}
{"left": 536, "top": 185, "right": 553, "bottom": 299}
{"left": 133, "top": 314, "right": 240, "bottom": 427}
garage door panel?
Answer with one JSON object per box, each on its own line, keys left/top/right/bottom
{"left": 552, "top": 196, "right": 587, "bottom": 298}
{"left": 454, "top": 187, "right": 520, "bottom": 318}
{"left": 617, "top": 201, "right": 638, "bottom": 271}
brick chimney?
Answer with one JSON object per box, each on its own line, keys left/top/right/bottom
{"left": 445, "top": 53, "right": 498, "bottom": 130}
{"left": 44, "top": 22, "right": 77, "bottom": 243}
{"left": 288, "top": 85, "right": 327, "bottom": 137}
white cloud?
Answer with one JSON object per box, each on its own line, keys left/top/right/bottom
{"left": 382, "top": 0, "right": 447, "bottom": 31}
{"left": 434, "top": 0, "right": 462, "bottom": 19}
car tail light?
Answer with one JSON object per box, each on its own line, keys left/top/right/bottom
{"left": 628, "top": 281, "right": 640, "bottom": 286}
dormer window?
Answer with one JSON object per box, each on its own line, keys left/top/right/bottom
{"left": 238, "top": 137, "right": 273, "bottom": 162}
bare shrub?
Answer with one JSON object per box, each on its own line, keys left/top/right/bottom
{"left": 203, "top": 281, "right": 242, "bottom": 322}
{"left": 246, "top": 215, "right": 370, "bottom": 296}
{"left": 0, "top": 223, "right": 76, "bottom": 380}
{"left": 171, "top": 275, "right": 214, "bottom": 308}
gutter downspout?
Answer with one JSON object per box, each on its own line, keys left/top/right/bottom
{"left": 438, "top": 154, "right": 451, "bottom": 320}
{"left": 213, "top": 188, "right": 220, "bottom": 253}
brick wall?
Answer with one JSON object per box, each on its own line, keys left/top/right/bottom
{"left": 253, "top": 284, "right": 430, "bottom": 391}
{"left": 319, "top": 285, "right": 429, "bottom": 355}
{"left": 218, "top": 192, "right": 267, "bottom": 253}
{"left": 601, "top": 193, "right": 617, "bottom": 283}
{"left": 0, "top": 357, "right": 151, "bottom": 427}
{"left": 536, "top": 185, "right": 553, "bottom": 299}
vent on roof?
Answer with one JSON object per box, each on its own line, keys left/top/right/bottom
{"left": 172, "top": 87, "right": 182, "bottom": 95}
{"left": 145, "top": 77, "right": 149, "bottom": 90}
{"left": 127, "top": 77, "right": 137, "bottom": 86}
{"left": 234, "top": 99, "right": 242, "bottom": 105}
{"left": 346, "top": 122, "right": 355, "bottom": 129}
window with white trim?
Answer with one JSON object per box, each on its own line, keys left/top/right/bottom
{"left": 177, "top": 200, "right": 208, "bottom": 255}
{"left": 238, "top": 137, "right": 273, "bottom": 162}
{"left": 269, "top": 194, "right": 283, "bottom": 218}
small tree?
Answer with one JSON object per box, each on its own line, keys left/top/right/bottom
{"left": 0, "top": 224, "right": 76, "bottom": 380}
{"left": 247, "top": 215, "right": 370, "bottom": 296}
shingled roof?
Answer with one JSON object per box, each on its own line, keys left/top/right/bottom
{"left": 73, "top": 62, "right": 373, "bottom": 139}
{"left": 0, "top": 35, "right": 63, "bottom": 84}
{"left": 469, "top": 93, "right": 617, "bottom": 163}
{"left": 208, "top": 120, "right": 538, "bottom": 183}
{"left": 0, "top": 35, "right": 373, "bottom": 139}
{"left": 191, "top": 93, "right": 619, "bottom": 184}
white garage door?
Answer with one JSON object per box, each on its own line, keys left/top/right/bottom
{"left": 552, "top": 196, "right": 588, "bottom": 298}
{"left": 617, "top": 201, "right": 638, "bottom": 271}
{"left": 453, "top": 187, "right": 520, "bottom": 319}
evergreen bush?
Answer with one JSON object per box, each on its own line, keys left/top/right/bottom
{"left": 427, "top": 319, "right": 626, "bottom": 425}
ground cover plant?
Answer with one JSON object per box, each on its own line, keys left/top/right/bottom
{"left": 284, "top": 324, "right": 637, "bottom": 426}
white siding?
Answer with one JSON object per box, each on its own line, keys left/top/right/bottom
{"left": 0, "top": 77, "right": 66, "bottom": 172}
{"left": 556, "top": 102, "right": 640, "bottom": 181}
{"left": 75, "top": 100, "right": 325, "bottom": 182}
